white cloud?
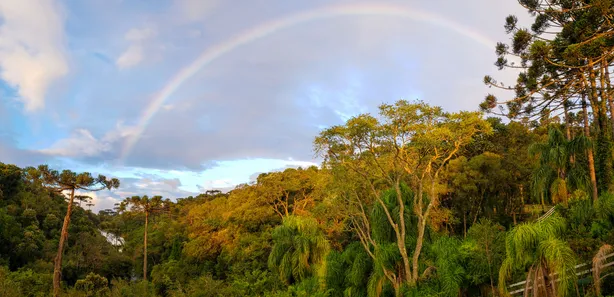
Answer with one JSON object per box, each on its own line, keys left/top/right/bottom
{"left": 125, "top": 27, "right": 156, "bottom": 42}
{"left": 173, "top": 0, "right": 218, "bottom": 22}
{"left": 116, "top": 45, "right": 144, "bottom": 69}
{"left": 0, "top": 0, "right": 69, "bottom": 112}
{"left": 116, "top": 25, "right": 156, "bottom": 69}
{"left": 56, "top": 190, "right": 118, "bottom": 213}
{"left": 201, "top": 178, "right": 233, "bottom": 189}
{"left": 38, "top": 122, "right": 138, "bottom": 157}
{"left": 41, "top": 129, "right": 111, "bottom": 157}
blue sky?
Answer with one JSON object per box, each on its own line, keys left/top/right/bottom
{"left": 0, "top": 0, "right": 529, "bottom": 211}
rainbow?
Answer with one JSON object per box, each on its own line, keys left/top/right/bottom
{"left": 119, "top": 3, "right": 496, "bottom": 161}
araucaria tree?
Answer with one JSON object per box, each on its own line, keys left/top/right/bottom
{"left": 483, "top": 0, "right": 614, "bottom": 199}
{"left": 315, "top": 100, "right": 491, "bottom": 294}
{"left": 118, "top": 195, "right": 168, "bottom": 281}
{"left": 24, "top": 165, "right": 119, "bottom": 297}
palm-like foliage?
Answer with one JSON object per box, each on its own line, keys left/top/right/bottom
{"left": 593, "top": 244, "right": 614, "bottom": 297}
{"left": 498, "top": 212, "right": 576, "bottom": 297}
{"left": 529, "top": 126, "right": 591, "bottom": 206}
{"left": 429, "top": 236, "right": 466, "bottom": 296}
{"left": 324, "top": 242, "right": 375, "bottom": 297}
{"left": 268, "top": 215, "right": 329, "bottom": 285}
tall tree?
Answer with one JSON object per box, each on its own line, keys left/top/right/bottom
{"left": 24, "top": 165, "right": 119, "bottom": 297}
{"left": 118, "top": 195, "right": 168, "bottom": 282}
{"left": 315, "top": 100, "right": 490, "bottom": 293}
{"left": 482, "top": 0, "right": 614, "bottom": 198}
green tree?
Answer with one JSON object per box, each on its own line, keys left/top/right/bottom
{"left": 118, "top": 195, "right": 169, "bottom": 281}
{"left": 499, "top": 212, "right": 577, "bottom": 297}
{"left": 24, "top": 165, "right": 119, "bottom": 297}
{"left": 446, "top": 152, "right": 512, "bottom": 234}
{"left": 315, "top": 100, "right": 491, "bottom": 293}
{"left": 529, "top": 126, "right": 591, "bottom": 206}
{"left": 268, "top": 215, "right": 329, "bottom": 285}
{"left": 0, "top": 266, "right": 22, "bottom": 297}
{"left": 73, "top": 272, "right": 110, "bottom": 297}
{"left": 463, "top": 219, "right": 506, "bottom": 295}
{"left": 482, "top": 0, "right": 614, "bottom": 199}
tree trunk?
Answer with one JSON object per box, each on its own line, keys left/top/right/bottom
{"left": 392, "top": 283, "right": 401, "bottom": 297}
{"left": 564, "top": 100, "right": 572, "bottom": 141}
{"left": 541, "top": 192, "right": 545, "bottom": 211}
{"left": 604, "top": 62, "right": 614, "bottom": 138}
{"left": 583, "top": 95, "right": 600, "bottom": 201}
{"left": 143, "top": 211, "right": 149, "bottom": 281}
{"left": 412, "top": 219, "right": 426, "bottom": 283}
{"left": 394, "top": 183, "right": 412, "bottom": 284}
{"left": 589, "top": 60, "right": 605, "bottom": 133}
{"left": 564, "top": 102, "right": 576, "bottom": 164}
{"left": 411, "top": 180, "right": 435, "bottom": 283}
{"left": 485, "top": 240, "right": 495, "bottom": 296}
{"left": 463, "top": 212, "right": 467, "bottom": 239}
{"left": 598, "top": 62, "right": 614, "bottom": 193}
{"left": 53, "top": 188, "right": 76, "bottom": 297}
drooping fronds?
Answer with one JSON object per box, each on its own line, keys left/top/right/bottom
{"left": 536, "top": 212, "right": 566, "bottom": 239}
{"left": 366, "top": 270, "right": 385, "bottom": 297}
{"left": 269, "top": 215, "right": 330, "bottom": 285}
{"left": 538, "top": 238, "right": 576, "bottom": 297}
{"left": 499, "top": 258, "right": 514, "bottom": 296}
{"left": 592, "top": 244, "right": 613, "bottom": 297}
{"left": 499, "top": 211, "right": 575, "bottom": 297}
{"left": 430, "top": 236, "right": 465, "bottom": 296}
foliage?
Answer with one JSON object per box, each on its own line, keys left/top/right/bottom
{"left": 499, "top": 212, "right": 577, "bottom": 297}
{"left": 268, "top": 216, "right": 329, "bottom": 285}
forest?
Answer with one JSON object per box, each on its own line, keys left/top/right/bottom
{"left": 3, "top": 1, "right": 614, "bottom": 296}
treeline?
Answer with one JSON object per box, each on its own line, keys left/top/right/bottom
{"left": 1, "top": 106, "right": 614, "bottom": 296}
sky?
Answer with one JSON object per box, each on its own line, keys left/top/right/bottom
{"left": 0, "top": 0, "right": 531, "bottom": 211}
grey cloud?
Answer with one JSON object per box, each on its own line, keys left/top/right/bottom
{"left": 35, "top": 0, "right": 529, "bottom": 172}
{"left": 123, "top": 13, "right": 485, "bottom": 169}
{"left": 0, "top": 130, "right": 53, "bottom": 168}
{"left": 0, "top": 143, "right": 51, "bottom": 168}
{"left": 99, "top": 174, "right": 198, "bottom": 209}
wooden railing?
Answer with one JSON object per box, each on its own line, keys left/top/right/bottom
{"left": 507, "top": 252, "right": 614, "bottom": 295}
{"left": 506, "top": 206, "right": 613, "bottom": 295}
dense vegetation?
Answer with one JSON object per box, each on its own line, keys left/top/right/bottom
{"left": 3, "top": 1, "right": 614, "bottom": 296}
